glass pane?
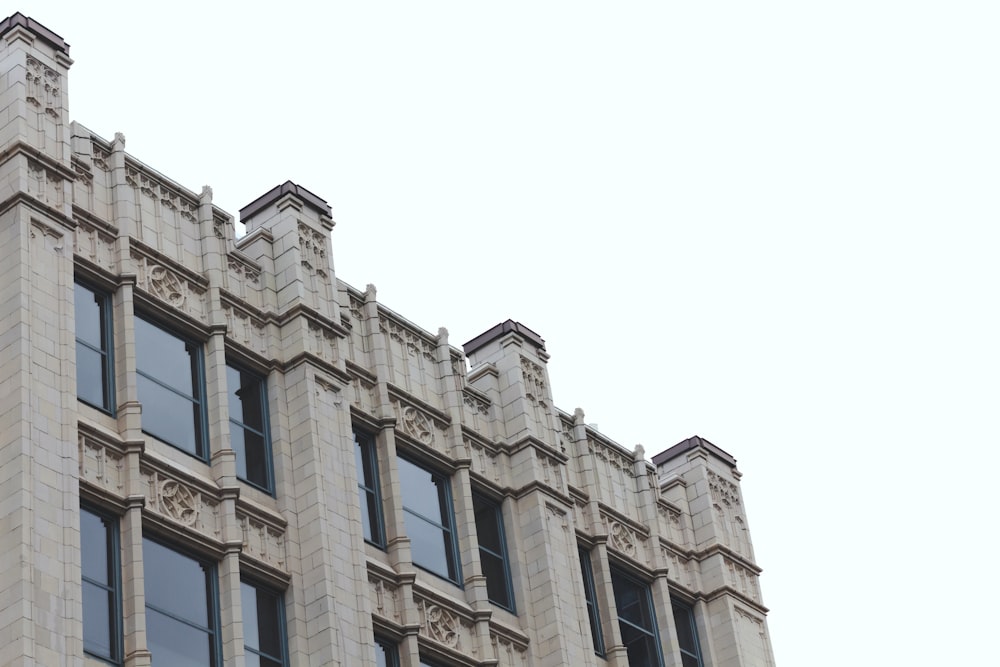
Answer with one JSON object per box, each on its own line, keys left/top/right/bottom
{"left": 405, "top": 510, "right": 451, "bottom": 579}
{"left": 473, "top": 496, "right": 502, "bottom": 552}
{"left": 135, "top": 317, "right": 194, "bottom": 394}
{"left": 229, "top": 367, "right": 264, "bottom": 430}
{"left": 673, "top": 605, "right": 696, "bottom": 652}
{"left": 137, "top": 374, "right": 198, "bottom": 454}
{"left": 681, "top": 654, "right": 701, "bottom": 667}
{"left": 82, "top": 580, "right": 112, "bottom": 658}
{"left": 241, "top": 582, "right": 259, "bottom": 650}
{"left": 358, "top": 486, "right": 373, "bottom": 542}
{"left": 76, "top": 344, "right": 106, "bottom": 408}
{"left": 80, "top": 509, "right": 108, "bottom": 583}
{"left": 142, "top": 539, "right": 208, "bottom": 626}
{"left": 243, "top": 430, "right": 268, "bottom": 487}
{"left": 255, "top": 587, "right": 282, "bottom": 657}
{"left": 481, "top": 551, "right": 510, "bottom": 608}
{"left": 75, "top": 283, "right": 102, "bottom": 347}
{"left": 620, "top": 623, "right": 657, "bottom": 667}
{"left": 397, "top": 458, "right": 446, "bottom": 522}
{"left": 612, "top": 575, "right": 649, "bottom": 628}
{"left": 146, "top": 606, "right": 213, "bottom": 667}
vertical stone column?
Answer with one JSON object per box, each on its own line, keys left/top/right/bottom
{"left": 653, "top": 437, "right": 775, "bottom": 667}
{"left": 0, "top": 14, "right": 82, "bottom": 667}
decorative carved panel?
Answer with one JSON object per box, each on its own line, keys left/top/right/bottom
{"left": 222, "top": 304, "right": 268, "bottom": 356}
{"left": 25, "top": 56, "right": 60, "bottom": 116}
{"left": 369, "top": 577, "right": 401, "bottom": 623}
{"left": 491, "top": 632, "right": 529, "bottom": 667}
{"left": 27, "top": 160, "right": 64, "bottom": 208}
{"left": 238, "top": 512, "right": 287, "bottom": 571}
{"left": 132, "top": 251, "right": 207, "bottom": 318}
{"left": 74, "top": 219, "right": 116, "bottom": 272}
{"left": 725, "top": 557, "right": 762, "bottom": 603}
{"left": 469, "top": 439, "right": 501, "bottom": 484}
{"left": 415, "top": 597, "right": 475, "bottom": 653}
{"left": 78, "top": 434, "right": 124, "bottom": 497}
{"left": 143, "top": 469, "right": 220, "bottom": 539}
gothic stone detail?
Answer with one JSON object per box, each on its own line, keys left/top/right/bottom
{"left": 307, "top": 320, "right": 338, "bottom": 362}
{"left": 143, "top": 469, "right": 220, "bottom": 539}
{"left": 78, "top": 434, "right": 125, "bottom": 497}
{"left": 469, "top": 438, "right": 501, "bottom": 484}
{"left": 27, "top": 160, "right": 65, "bottom": 208}
{"left": 25, "top": 56, "right": 60, "bottom": 116}
{"left": 415, "top": 597, "right": 475, "bottom": 653}
{"left": 132, "top": 251, "right": 207, "bottom": 318}
{"left": 238, "top": 512, "right": 287, "bottom": 571}
{"left": 663, "top": 546, "right": 698, "bottom": 591}
{"left": 491, "top": 632, "right": 529, "bottom": 667}
{"left": 725, "top": 557, "right": 762, "bottom": 604}
{"left": 222, "top": 304, "right": 268, "bottom": 356}
{"left": 381, "top": 317, "right": 436, "bottom": 362}
{"left": 391, "top": 399, "right": 446, "bottom": 449}
{"left": 537, "top": 450, "right": 565, "bottom": 494}
{"left": 298, "top": 222, "right": 329, "bottom": 278}
{"left": 74, "top": 219, "right": 116, "bottom": 272}
{"left": 369, "top": 576, "right": 402, "bottom": 623}
{"left": 605, "top": 517, "right": 647, "bottom": 563}
{"left": 126, "top": 168, "right": 198, "bottom": 223}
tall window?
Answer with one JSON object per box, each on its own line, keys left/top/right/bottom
{"left": 142, "top": 537, "right": 220, "bottom": 667}
{"left": 397, "top": 456, "right": 461, "bottom": 584}
{"left": 135, "top": 316, "right": 207, "bottom": 458}
{"left": 611, "top": 568, "right": 664, "bottom": 667}
{"left": 472, "top": 493, "right": 514, "bottom": 611}
{"left": 354, "top": 430, "right": 385, "bottom": 547}
{"left": 81, "top": 506, "right": 122, "bottom": 664}
{"left": 671, "top": 598, "right": 704, "bottom": 667}
{"left": 241, "top": 580, "right": 287, "bottom": 667}
{"left": 578, "top": 547, "right": 605, "bottom": 656}
{"left": 75, "top": 281, "right": 114, "bottom": 412}
{"left": 228, "top": 363, "right": 273, "bottom": 492}
{"left": 374, "top": 637, "right": 399, "bottom": 667}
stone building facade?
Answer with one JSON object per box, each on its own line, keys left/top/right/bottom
{"left": 0, "top": 12, "right": 775, "bottom": 667}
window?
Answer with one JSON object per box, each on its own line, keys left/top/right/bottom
{"left": 228, "top": 363, "right": 273, "bottom": 492}
{"left": 397, "top": 456, "right": 461, "bottom": 584}
{"left": 142, "top": 537, "right": 220, "bottom": 667}
{"left": 81, "top": 506, "right": 122, "bottom": 664}
{"left": 472, "top": 493, "right": 514, "bottom": 611}
{"left": 241, "top": 580, "right": 287, "bottom": 667}
{"left": 135, "top": 316, "right": 207, "bottom": 458}
{"left": 671, "top": 598, "right": 704, "bottom": 667}
{"left": 374, "top": 637, "right": 399, "bottom": 667}
{"left": 355, "top": 430, "right": 385, "bottom": 547}
{"left": 611, "top": 568, "right": 664, "bottom": 667}
{"left": 578, "top": 547, "right": 605, "bottom": 656}
{"left": 75, "top": 281, "right": 114, "bottom": 412}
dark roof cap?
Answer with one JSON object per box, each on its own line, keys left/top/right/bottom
{"left": 0, "top": 13, "right": 70, "bottom": 54}
{"left": 464, "top": 320, "right": 545, "bottom": 356}
{"left": 652, "top": 435, "right": 737, "bottom": 468}
{"left": 239, "top": 181, "right": 331, "bottom": 221}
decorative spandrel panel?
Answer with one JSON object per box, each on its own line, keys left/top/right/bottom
{"left": 602, "top": 513, "right": 649, "bottom": 566}
{"left": 490, "top": 630, "right": 529, "bottom": 667}
{"left": 724, "top": 557, "right": 763, "bottom": 605}
{"left": 461, "top": 388, "right": 492, "bottom": 436}
{"left": 468, "top": 438, "right": 503, "bottom": 486}
{"left": 132, "top": 250, "right": 208, "bottom": 320}
{"left": 126, "top": 166, "right": 200, "bottom": 266}
{"left": 350, "top": 375, "right": 378, "bottom": 417}
{"left": 414, "top": 595, "right": 478, "bottom": 657}
{"left": 369, "top": 576, "right": 402, "bottom": 624}
{"left": 390, "top": 397, "right": 448, "bottom": 454}
{"left": 73, "top": 218, "right": 117, "bottom": 272}
{"left": 237, "top": 512, "right": 287, "bottom": 572}
{"left": 657, "top": 504, "right": 691, "bottom": 549}
{"left": 142, "top": 468, "right": 221, "bottom": 541}
{"left": 78, "top": 433, "right": 125, "bottom": 497}
{"left": 222, "top": 304, "right": 268, "bottom": 356}
{"left": 27, "top": 159, "right": 65, "bottom": 210}
{"left": 661, "top": 546, "right": 698, "bottom": 591}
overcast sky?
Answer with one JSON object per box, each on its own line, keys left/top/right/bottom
{"left": 26, "top": 1, "right": 1000, "bottom": 664}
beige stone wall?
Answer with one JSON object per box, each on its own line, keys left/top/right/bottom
{"left": 0, "top": 12, "right": 773, "bottom": 667}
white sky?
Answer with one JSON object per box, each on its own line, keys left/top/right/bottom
{"left": 25, "top": 1, "right": 1000, "bottom": 664}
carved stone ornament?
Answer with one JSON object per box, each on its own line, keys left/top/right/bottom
{"left": 25, "top": 56, "right": 60, "bottom": 116}
{"left": 609, "top": 520, "right": 637, "bottom": 557}
{"left": 422, "top": 603, "right": 460, "bottom": 648}
{"left": 149, "top": 265, "right": 186, "bottom": 307}
{"left": 159, "top": 480, "right": 199, "bottom": 526}
{"left": 401, "top": 406, "right": 434, "bottom": 445}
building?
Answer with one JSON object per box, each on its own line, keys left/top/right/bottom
{"left": 0, "top": 12, "right": 775, "bottom": 667}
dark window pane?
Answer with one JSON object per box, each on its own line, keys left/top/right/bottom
{"left": 80, "top": 509, "right": 108, "bottom": 583}
{"left": 75, "top": 283, "right": 103, "bottom": 347}
{"left": 481, "top": 551, "right": 510, "bottom": 608}
{"left": 229, "top": 366, "right": 264, "bottom": 430}
{"left": 681, "top": 655, "right": 701, "bottom": 667}
{"left": 137, "top": 375, "right": 199, "bottom": 454}
{"left": 76, "top": 344, "right": 106, "bottom": 407}
{"left": 473, "top": 496, "right": 502, "bottom": 552}
{"left": 233, "top": 427, "right": 268, "bottom": 486}
{"left": 673, "top": 605, "right": 696, "bottom": 650}
{"left": 404, "top": 511, "right": 453, "bottom": 579}
{"left": 82, "top": 580, "right": 113, "bottom": 657}
{"left": 135, "top": 318, "right": 194, "bottom": 395}
{"left": 397, "top": 458, "right": 446, "bottom": 522}
{"left": 142, "top": 539, "right": 209, "bottom": 625}
{"left": 146, "top": 607, "right": 213, "bottom": 667}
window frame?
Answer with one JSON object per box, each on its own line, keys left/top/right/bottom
{"left": 81, "top": 504, "right": 123, "bottom": 666}
{"left": 355, "top": 428, "right": 386, "bottom": 548}
{"left": 141, "top": 535, "right": 222, "bottom": 667}
{"left": 397, "top": 454, "right": 463, "bottom": 585}
{"left": 610, "top": 566, "right": 665, "bottom": 667}
{"left": 374, "top": 636, "right": 400, "bottom": 667}
{"left": 472, "top": 491, "right": 515, "bottom": 612}
{"left": 134, "top": 313, "right": 209, "bottom": 460}
{"left": 227, "top": 361, "right": 275, "bottom": 494}
{"left": 240, "top": 577, "right": 289, "bottom": 667}
{"left": 578, "top": 547, "right": 605, "bottom": 657}
{"left": 671, "top": 597, "right": 705, "bottom": 667}
{"left": 75, "top": 279, "right": 115, "bottom": 414}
